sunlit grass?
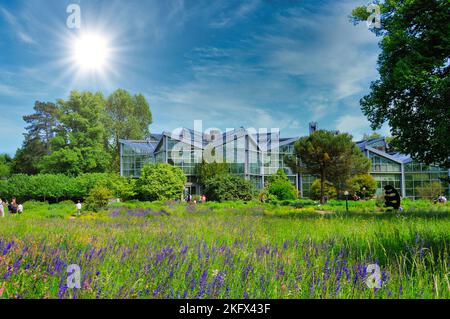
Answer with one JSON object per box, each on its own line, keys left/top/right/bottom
{"left": 0, "top": 200, "right": 449, "bottom": 299}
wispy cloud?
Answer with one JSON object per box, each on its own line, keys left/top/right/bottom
{"left": 260, "top": 1, "right": 379, "bottom": 101}
{"left": 335, "top": 114, "right": 371, "bottom": 140}
{"left": 209, "top": 0, "right": 261, "bottom": 28}
{"left": 0, "top": 0, "right": 386, "bottom": 153}
{"left": 0, "top": 5, "right": 36, "bottom": 45}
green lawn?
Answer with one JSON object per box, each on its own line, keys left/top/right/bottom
{"left": 0, "top": 200, "right": 449, "bottom": 299}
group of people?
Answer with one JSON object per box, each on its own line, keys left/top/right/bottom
{"left": 185, "top": 194, "right": 207, "bottom": 204}
{"left": 0, "top": 197, "right": 24, "bottom": 217}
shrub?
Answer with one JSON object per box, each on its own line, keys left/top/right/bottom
{"left": 136, "top": 163, "right": 186, "bottom": 201}
{"left": 267, "top": 170, "right": 297, "bottom": 200}
{"left": 310, "top": 179, "right": 337, "bottom": 201}
{"left": 416, "top": 182, "right": 444, "bottom": 200}
{"left": 204, "top": 174, "right": 255, "bottom": 202}
{"left": 108, "top": 176, "right": 136, "bottom": 200}
{"left": 194, "top": 160, "right": 229, "bottom": 187}
{"left": 346, "top": 174, "right": 377, "bottom": 199}
{"left": 85, "top": 186, "right": 113, "bottom": 212}
{"left": 22, "top": 200, "right": 49, "bottom": 211}
{"left": 0, "top": 173, "right": 137, "bottom": 203}
{"left": 0, "top": 180, "right": 8, "bottom": 200}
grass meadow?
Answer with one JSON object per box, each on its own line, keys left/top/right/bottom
{"left": 0, "top": 199, "right": 449, "bottom": 299}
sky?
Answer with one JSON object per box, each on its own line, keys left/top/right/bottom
{"left": 0, "top": 0, "right": 389, "bottom": 155}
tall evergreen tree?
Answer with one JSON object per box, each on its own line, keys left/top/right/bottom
{"left": 287, "top": 130, "right": 370, "bottom": 203}
{"left": 12, "top": 101, "right": 59, "bottom": 174}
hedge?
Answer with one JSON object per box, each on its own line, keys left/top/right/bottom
{"left": 0, "top": 173, "right": 135, "bottom": 203}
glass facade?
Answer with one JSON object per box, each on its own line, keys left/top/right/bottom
{"left": 166, "top": 139, "right": 202, "bottom": 176}
{"left": 368, "top": 151, "right": 450, "bottom": 199}
{"left": 262, "top": 144, "right": 297, "bottom": 187}
{"left": 404, "top": 163, "right": 449, "bottom": 199}
{"left": 121, "top": 142, "right": 154, "bottom": 178}
{"left": 373, "top": 174, "right": 402, "bottom": 196}
{"left": 301, "top": 174, "right": 316, "bottom": 198}
{"left": 120, "top": 132, "right": 450, "bottom": 200}
{"left": 369, "top": 152, "right": 401, "bottom": 173}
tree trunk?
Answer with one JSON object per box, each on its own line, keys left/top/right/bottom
{"left": 320, "top": 169, "right": 325, "bottom": 205}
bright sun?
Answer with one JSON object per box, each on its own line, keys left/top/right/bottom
{"left": 73, "top": 34, "right": 110, "bottom": 71}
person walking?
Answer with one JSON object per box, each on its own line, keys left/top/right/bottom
{"left": 0, "top": 198, "right": 4, "bottom": 217}
{"left": 76, "top": 200, "right": 82, "bottom": 216}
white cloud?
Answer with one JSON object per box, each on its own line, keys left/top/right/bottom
{"left": 334, "top": 114, "right": 372, "bottom": 140}
{"left": 261, "top": 1, "right": 379, "bottom": 101}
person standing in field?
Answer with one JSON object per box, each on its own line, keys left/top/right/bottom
{"left": 76, "top": 200, "right": 82, "bottom": 216}
{"left": 0, "top": 198, "right": 4, "bottom": 217}
{"left": 8, "top": 197, "right": 18, "bottom": 214}
{"left": 202, "top": 195, "right": 207, "bottom": 203}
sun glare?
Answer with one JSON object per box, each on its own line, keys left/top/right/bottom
{"left": 73, "top": 34, "right": 110, "bottom": 71}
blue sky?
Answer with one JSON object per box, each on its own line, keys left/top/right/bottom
{"left": 0, "top": 0, "right": 388, "bottom": 155}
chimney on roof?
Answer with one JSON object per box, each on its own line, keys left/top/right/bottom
{"left": 309, "top": 122, "right": 318, "bottom": 135}
{"left": 210, "top": 129, "right": 221, "bottom": 141}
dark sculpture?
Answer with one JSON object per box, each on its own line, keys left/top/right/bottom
{"left": 384, "top": 185, "right": 401, "bottom": 210}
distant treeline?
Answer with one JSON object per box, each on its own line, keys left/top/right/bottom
{"left": 0, "top": 89, "right": 152, "bottom": 178}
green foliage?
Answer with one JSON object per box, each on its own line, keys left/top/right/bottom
{"left": 416, "top": 182, "right": 445, "bottom": 200}
{"left": 204, "top": 174, "right": 256, "bottom": 202}
{"left": 11, "top": 138, "right": 47, "bottom": 175}
{"left": 85, "top": 186, "right": 113, "bottom": 212}
{"left": 362, "top": 132, "right": 382, "bottom": 141}
{"left": 105, "top": 89, "right": 153, "bottom": 171}
{"left": 194, "top": 160, "right": 230, "bottom": 186}
{"left": 13, "top": 89, "right": 152, "bottom": 175}
{"left": 0, "top": 173, "right": 136, "bottom": 203}
{"left": 39, "top": 91, "right": 111, "bottom": 175}
{"left": 137, "top": 163, "right": 186, "bottom": 201}
{"left": 347, "top": 174, "right": 377, "bottom": 199}
{"left": 0, "top": 154, "right": 12, "bottom": 179}
{"left": 267, "top": 169, "right": 297, "bottom": 200}
{"left": 2, "top": 200, "right": 449, "bottom": 298}
{"left": 0, "top": 180, "right": 8, "bottom": 199}
{"left": 11, "top": 102, "right": 59, "bottom": 175}
{"left": 108, "top": 176, "right": 136, "bottom": 201}
{"left": 352, "top": 0, "right": 450, "bottom": 167}
{"left": 310, "top": 179, "right": 337, "bottom": 201}
{"left": 288, "top": 130, "right": 370, "bottom": 203}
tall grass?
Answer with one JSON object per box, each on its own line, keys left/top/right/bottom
{"left": 0, "top": 201, "right": 449, "bottom": 299}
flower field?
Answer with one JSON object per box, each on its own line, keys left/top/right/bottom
{"left": 0, "top": 200, "right": 449, "bottom": 299}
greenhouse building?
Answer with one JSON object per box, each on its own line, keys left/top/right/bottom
{"left": 120, "top": 128, "right": 450, "bottom": 200}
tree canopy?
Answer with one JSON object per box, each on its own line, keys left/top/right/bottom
{"left": 11, "top": 89, "right": 152, "bottom": 176}
{"left": 287, "top": 130, "right": 370, "bottom": 203}
{"left": 352, "top": 0, "right": 450, "bottom": 167}
{"left": 39, "top": 91, "right": 111, "bottom": 175}
{"left": 194, "top": 160, "right": 230, "bottom": 187}
{"left": 105, "top": 89, "right": 153, "bottom": 171}
{"left": 0, "top": 154, "right": 12, "bottom": 179}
